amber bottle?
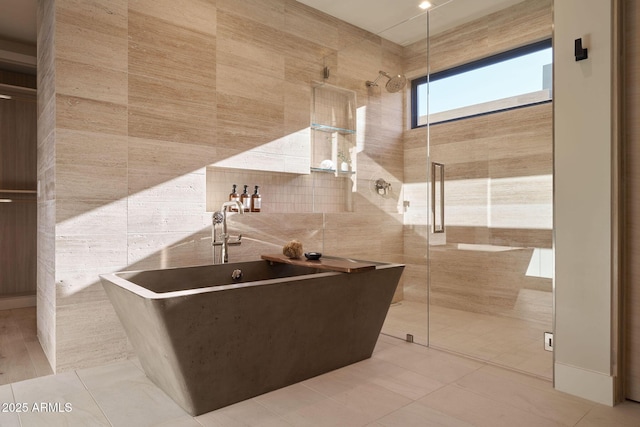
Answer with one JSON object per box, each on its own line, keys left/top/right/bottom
{"left": 240, "top": 185, "right": 250, "bottom": 212}
{"left": 229, "top": 184, "right": 240, "bottom": 211}
{"left": 250, "top": 185, "right": 262, "bottom": 212}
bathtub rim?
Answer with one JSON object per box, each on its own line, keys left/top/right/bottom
{"left": 99, "top": 257, "right": 404, "bottom": 300}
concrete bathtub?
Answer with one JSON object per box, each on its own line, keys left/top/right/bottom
{"left": 100, "top": 258, "right": 404, "bottom": 416}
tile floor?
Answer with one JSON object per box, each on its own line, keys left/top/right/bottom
{"left": 1, "top": 327, "right": 640, "bottom": 426}
{"left": 383, "top": 300, "right": 553, "bottom": 379}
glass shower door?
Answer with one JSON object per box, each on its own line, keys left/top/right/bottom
{"left": 426, "top": 106, "right": 554, "bottom": 379}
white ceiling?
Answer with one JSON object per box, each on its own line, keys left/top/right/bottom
{"left": 296, "top": 0, "right": 527, "bottom": 46}
{"left": 0, "top": 0, "right": 526, "bottom": 70}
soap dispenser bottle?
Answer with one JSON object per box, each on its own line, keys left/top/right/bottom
{"left": 229, "top": 184, "right": 240, "bottom": 212}
{"left": 250, "top": 185, "right": 261, "bottom": 212}
{"left": 240, "top": 185, "right": 250, "bottom": 212}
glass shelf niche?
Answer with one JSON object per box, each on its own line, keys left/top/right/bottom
{"left": 311, "top": 82, "right": 356, "bottom": 132}
{"left": 310, "top": 124, "right": 356, "bottom": 135}
{"left": 310, "top": 167, "right": 356, "bottom": 175}
{"left": 311, "top": 82, "right": 357, "bottom": 178}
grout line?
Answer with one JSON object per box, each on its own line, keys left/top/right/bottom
{"left": 74, "top": 370, "right": 114, "bottom": 427}
{"left": 428, "top": 343, "right": 553, "bottom": 383}
{"left": 193, "top": 416, "right": 207, "bottom": 426}
{"left": 250, "top": 395, "right": 296, "bottom": 426}
{"left": 446, "top": 381, "right": 575, "bottom": 427}
{"left": 7, "top": 383, "right": 25, "bottom": 427}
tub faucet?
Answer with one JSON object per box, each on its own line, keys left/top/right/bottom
{"left": 213, "top": 201, "right": 244, "bottom": 264}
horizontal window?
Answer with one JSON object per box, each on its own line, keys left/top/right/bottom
{"left": 411, "top": 39, "right": 552, "bottom": 127}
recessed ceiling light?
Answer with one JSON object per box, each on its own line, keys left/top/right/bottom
{"left": 419, "top": 1, "right": 432, "bottom": 10}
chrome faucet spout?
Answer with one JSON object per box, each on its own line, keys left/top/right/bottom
{"left": 221, "top": 200, "right": 244, "bottom": 212}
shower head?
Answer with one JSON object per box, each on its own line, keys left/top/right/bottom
{"left": 366, "top": 70, "right": 407, "bottom": 93}
{"left": 385, "top": 73, "right": 407, "bottom": 93}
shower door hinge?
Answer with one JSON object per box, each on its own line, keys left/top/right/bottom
{"left": 544, "top": 332, "right": 553, "bottom": 351}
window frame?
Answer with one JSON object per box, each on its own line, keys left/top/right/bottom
{"left": 411, "top": 38, "right": 553, "bottom": 129}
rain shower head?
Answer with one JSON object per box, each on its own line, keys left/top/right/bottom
{"left": 366, "top": 70, "right": 407, "bottom": 93}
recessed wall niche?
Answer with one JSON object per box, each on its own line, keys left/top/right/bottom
{"left": 205, "top": 167, "right": 351, "bottom": 213}
{"left": 310, "top": 82, "right": 357, "bottom": 175}
{"left": 206, "top": 83, "right": 358, "bottom": 214}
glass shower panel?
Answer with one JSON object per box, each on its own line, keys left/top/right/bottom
{"left": 376, "top": 8, "right": 431, "bottom": 346}
{"left": 425, "top": 3, "right": 554, "bottom": 380}
{"left": 427, "top": 119, "right": 553, "bottom": 379}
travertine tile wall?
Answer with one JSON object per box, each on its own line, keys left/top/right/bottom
{"left": 36, "top": 0, "right": 56, "bottom": 370}
{"left": 51, "top": 0, "right": 130, "bottom": 372}
{"left": 401, "top": 0, "right": 553, "bottom": 319}
{"left": 37, "top": 0, "right": 405, "bottom": 372}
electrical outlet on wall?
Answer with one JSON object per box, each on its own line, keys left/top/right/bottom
{"left": 544, "top": 332, "right": 553, "bottom": 351}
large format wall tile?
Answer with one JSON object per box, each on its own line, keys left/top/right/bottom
{"left": 56, "top": 0, "right": 128, "bottom": 71}
{"left": 283, "top": 0, "right": 340, "bottom": 50}
{"left": 55, "top": 130, "right": 128, "bottom": 202}
{"left": 56, "top": 59, "right": 128, "bottom": 105}
{"left": 128, "top": 138, "right": 217, "bottom": 179}
{"left": 216, "top": 93, "right": 285, "bottom": 152}
{"left": 127, "top": 9, "right": 215, "bottom": 87}
{"left": 128, "top": 9, "right": 216, "bottom": 145}
{"left": 36, "top": 0, "right": 57, "bottom": 370}
{"left": 227, "top": 213, "right": 324, "bottom": 262}
{"left": 129, "top": 0, "right": 217, "bottom": 35}
{"left": 217, "top": 0, "right": 286, "bottom": 33}
{"left": 128, "top": 230, "right": 213, "bottom": 270}
{"left": 56, "top": 301, "right": 131, "bottom": 372}
{"left": 41, "top": 0, "right": 406, "bottom": 373}
{"left": 487, "top": 0, "right": 552, "bottom": 54}
{"left": 55, "top": 94, "right": 128, "bottom": 136}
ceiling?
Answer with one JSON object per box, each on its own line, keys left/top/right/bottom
{"left": 0, "top": 0, "right": 525, "bottom": 71}
{"left": 296, "top": 0, "right": 526, "bottom": 45}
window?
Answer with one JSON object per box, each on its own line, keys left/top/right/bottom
{"left": 411, "top": 39, "right": 552, "bottom": 127}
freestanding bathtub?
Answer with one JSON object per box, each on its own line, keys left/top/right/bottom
{"left": 100, "top": 258, "right": 404, "bottom": 416}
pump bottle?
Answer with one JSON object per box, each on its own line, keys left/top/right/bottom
{"left": 250, "top": 185, "right": 262, "bottom": 212}
{"left": 229, "top": 184, "right": 240, "bottom": 212}
{"left": 240, "top": 185, "right": 250, "bottom": 212}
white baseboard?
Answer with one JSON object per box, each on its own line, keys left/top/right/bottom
{"left": 555, "top": 362, "right": 615, "bottom": 406}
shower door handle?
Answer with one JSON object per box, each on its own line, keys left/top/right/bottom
{"left": 431, "top": 162, "right": 445, "bottom": 233}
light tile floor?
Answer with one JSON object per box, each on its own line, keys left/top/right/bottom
{"left": 1, "top": 332, "right": 639, "bottom": 426}
{"left": 383, "top": 300, "right": 553, "bottom": 380}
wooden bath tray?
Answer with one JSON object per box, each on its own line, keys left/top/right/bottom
{"left": 261, "top": 254, "right": 376, "bottom": 273}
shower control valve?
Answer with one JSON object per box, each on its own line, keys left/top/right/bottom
{"left": 375, "top": 178, "right": 391, "bottom": 195}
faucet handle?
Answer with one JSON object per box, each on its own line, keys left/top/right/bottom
{"left": 212, "top": 211, "right": 224, "bottom": 224}
{"left": 228, "top": 234, "right": 242, "bottom": 246}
